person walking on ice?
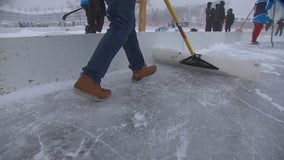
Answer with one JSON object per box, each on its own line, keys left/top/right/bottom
{"left": 74, "top": 0, "right": 157, "bottom": 100}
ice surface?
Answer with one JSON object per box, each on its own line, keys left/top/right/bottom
{"left": 0, "top": 33, "right": 284, "bottom": 160}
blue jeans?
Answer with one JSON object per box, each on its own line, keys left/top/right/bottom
{"left": 82, "top": 0, "right": 145, "bottom": 84}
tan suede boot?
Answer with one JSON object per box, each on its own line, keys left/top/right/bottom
{"left": 73, "top": 74, "right": 111, "bottom": 100}
{"left": 132, "top": 65, "right": 157, "bottom": 81}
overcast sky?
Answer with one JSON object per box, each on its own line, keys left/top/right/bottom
{"left": 11, "top": 0, "right": 256, "bottom": 16}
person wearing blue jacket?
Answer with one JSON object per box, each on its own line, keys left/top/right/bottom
{"left": 251, "top": 0, "right": 274, "bottom": 44}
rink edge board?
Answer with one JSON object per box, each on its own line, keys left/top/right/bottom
{"left": 0, "top": 31, "right": 249, "bottom": 95}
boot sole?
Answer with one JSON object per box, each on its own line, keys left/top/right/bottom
{"left": 73, "top": 87, "right": 110, "bottom": 101}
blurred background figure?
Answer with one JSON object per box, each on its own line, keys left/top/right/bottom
{"left": 218, "top": 1, "right": 226, "bottom": 31}
{"left": 213, "top": 1, "right": 226, "bottom": 32}
{"left": 80, "top": 0, "right": 106, "bottom": 34}
{"left": 275, "top": 18, "right": 284, "bottom": 36}
{"left": 265, "top": 18, "right": 273, "bottom": 31}
{"left": 225, "top": 8, "right": 235, "bottom": 32}
{"left": 205, "top": 2, "right": 213, "bottom": 31}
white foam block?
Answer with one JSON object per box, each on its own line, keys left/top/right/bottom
{"left": 152, "top": 46, "right": 260, "bottom": 82}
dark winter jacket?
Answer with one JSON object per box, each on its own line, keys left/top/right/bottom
{"left": 277, "top": 18, "right": 284, "bottom": 25}
{"left": 218, "top": 2, "right": 226, "bottom": 21}
{"left": 253, "top": 0, "right": 274, "bottom": 24}
{"left": 206, "top": 5, "right": 212, "bottom": 21}
{"left": 226, "top": 12, "right": 235, "bottom": 26}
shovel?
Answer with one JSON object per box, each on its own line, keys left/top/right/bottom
{"left": 164, "top": 0, "right": 218, "bottom": 70}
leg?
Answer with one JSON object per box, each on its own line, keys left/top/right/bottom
{"left": 81, "top": 5, "right": 92, "bottom": 33}
{"left": 275, "top": 28, "right": 279, "bottom": 35}
{"left": 84, "top": 0, "right": 156, "bottom": 82}
{"left": 74, "top": 0, "right": 156, "bottom": 100}
{"left": 205, "top": 20, "right": 211, "bottom": 31}
{"left": 122, "top": 26, "right": 157, "bottom": 81}
{"left": 122, "top": 27, "right": 145, "bottom": 70}
{"left": 74, "top": 0, "right": 136, "bottom": 100}
{"left": 275, "top": 25, "right": 279, "bottom": 35}
{"left": 87, "top": 0, "right": 106, "bottom": 33}
{"left": 252, "top": 23, "right": 264, "bottom": 43}
{"left": 279, "top": 25, "right": 283, "bottom": 36}
{"left": 83, "top": 0, "right": 136, "bottom": 84}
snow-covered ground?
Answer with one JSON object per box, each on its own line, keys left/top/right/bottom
{"left": 0, "top": 26, "right": 89, "bottom": 37}
{"left": 0, "top": 28, "right": 284, "bottom": 160}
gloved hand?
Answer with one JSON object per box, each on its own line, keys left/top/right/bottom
{"left": 86, "top": 0, "right": 106, "bottom": 33}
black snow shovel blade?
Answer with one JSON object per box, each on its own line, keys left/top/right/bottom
{"left": 180, "top": 54, "right": 219, "bottom": 70}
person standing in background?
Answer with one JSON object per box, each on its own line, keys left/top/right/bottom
{"left": 205, "top": 2, "right": 213, "bottom": 31}
{"left": 218, "top": 1, "right": 226, "bottom": 31}
{"left": 225, "top": 8, "right": 235, "bottom": 32}
{"left": 275, "top": 18, "right": 284, "bottom": 36}
{"left": 213, "top": 4, "right": 221, "bottom": 31}
{"left": 251, "top": 0, "right": 274, "bottom": 44}
{"left": 80, "top": 0, "right": 106, "bottom": 33}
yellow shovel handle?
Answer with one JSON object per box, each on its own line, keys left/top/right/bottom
{"left": 164, "top": 0, "right": 180, "bottom": 23}
{"left": 164, "top": 0, "right": 195, "bottom": 56}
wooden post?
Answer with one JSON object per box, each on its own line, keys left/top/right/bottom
{"left": 136, "top": 0, "right": 147, "bottom": 32}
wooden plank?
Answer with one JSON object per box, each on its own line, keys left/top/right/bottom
{"left": 136, "top": 0, "right": 147, "bottom": 32}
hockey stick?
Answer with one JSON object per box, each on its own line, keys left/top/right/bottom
{"left": 62, "top": 7, "right": 83, "bottom": 20}
{"left": 236, "top": 6, "right": 255, "bottom": 32}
